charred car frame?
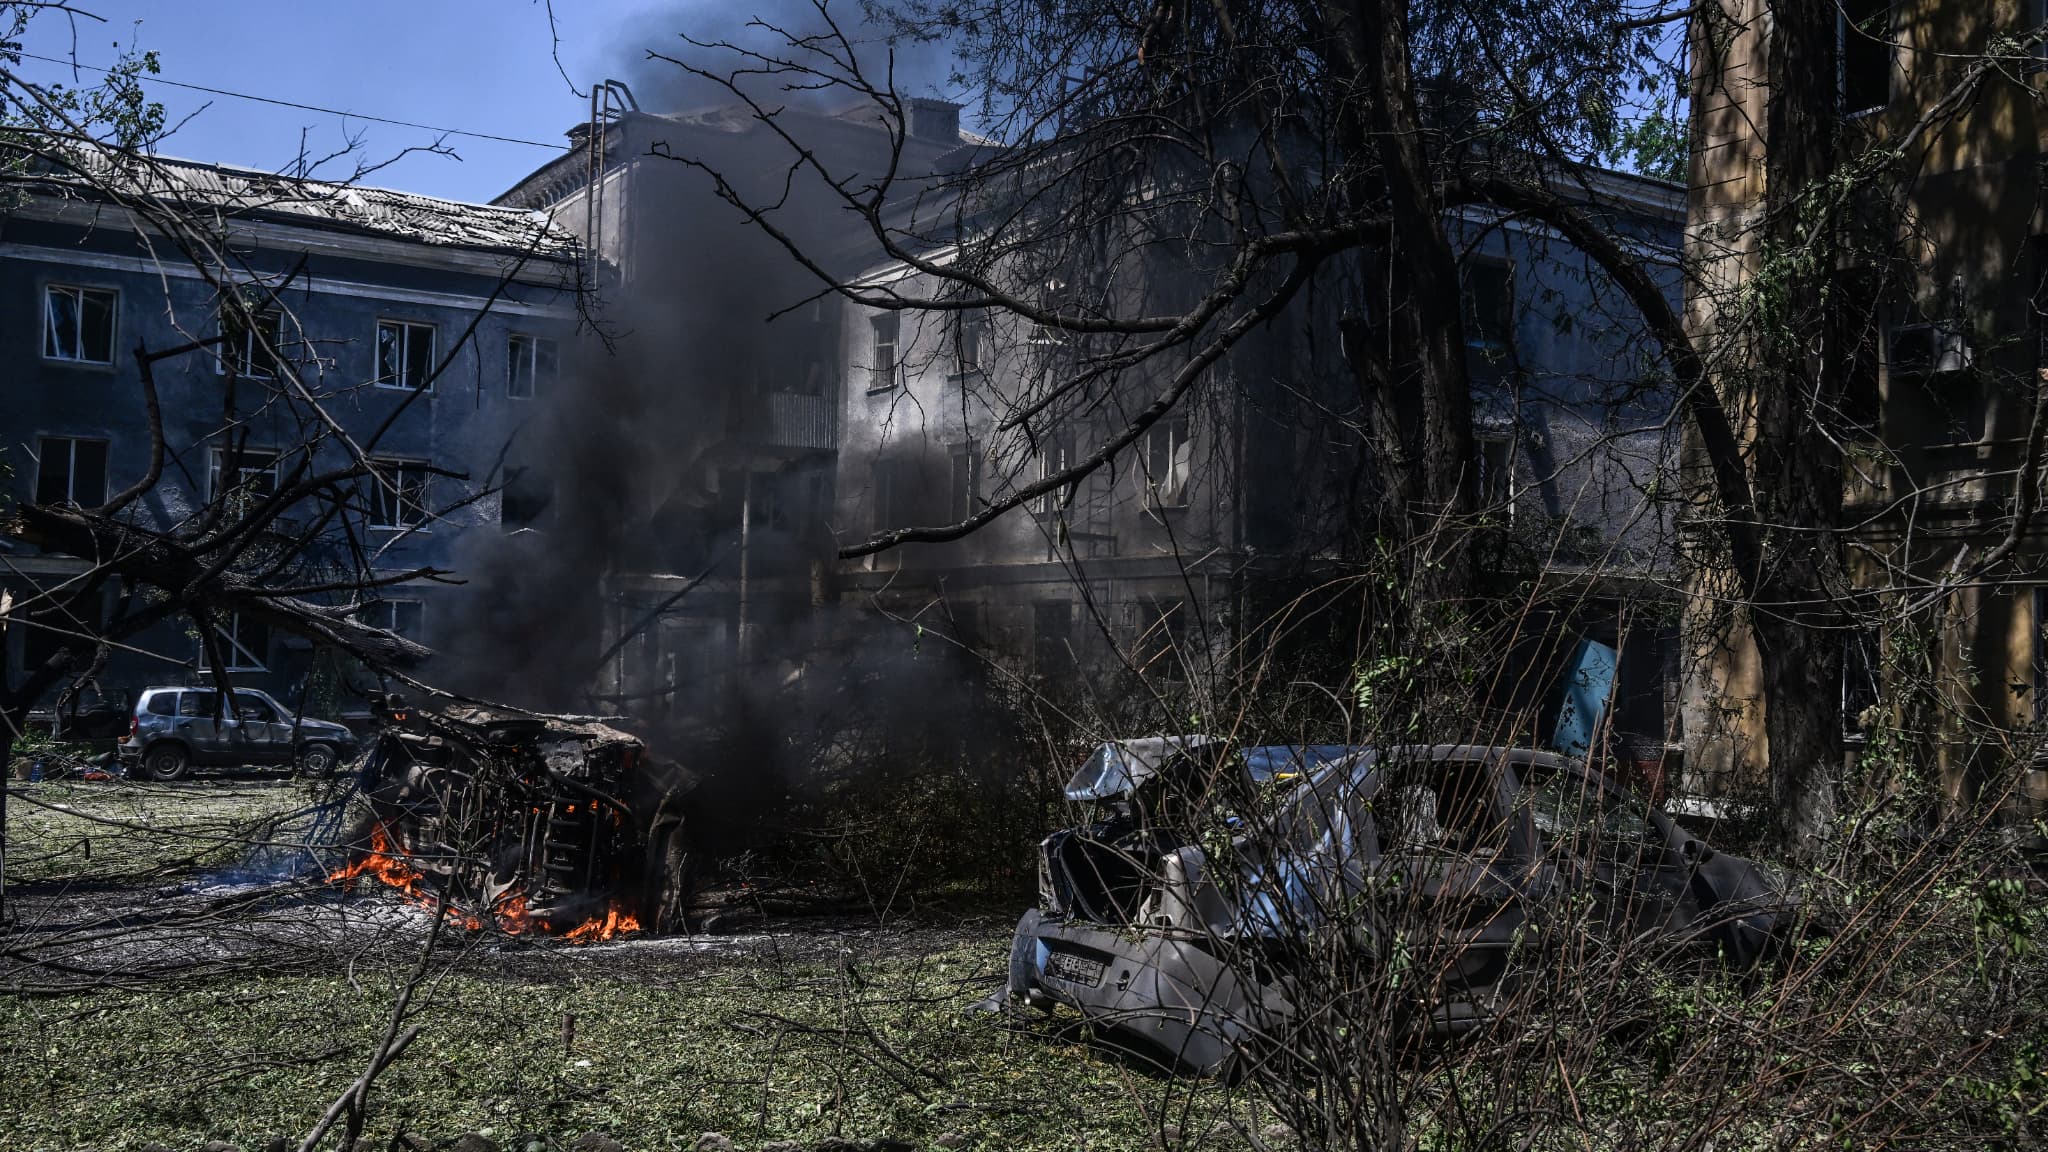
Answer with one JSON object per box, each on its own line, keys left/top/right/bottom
{"left": 1003, "top": 739, "right": 1797, "bottom": 1076}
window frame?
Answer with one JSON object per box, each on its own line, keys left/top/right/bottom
{"left": 1838, "top": 0, "right": 1893, "bottom": 119}
{"left": 1141, "top": 415, "right": 1192, "bottom": 512}
{"left": 867, "top": 313, "right": 901, "bottom": 392}
{"left": 375, "top": 318, "right": 438, "bottom": 392}
{"left": 199, "top": 612, "right": 272, "bottom": 672}
{"left": 207, "top": 447, "right": 283, "bottom": 503}
{"left": 1460, "top": 259, "right": 1515, "bottom": 353}
{"left": 218, "top": 305, "right": 287, "bottom": 379}
{"left": 955, "top": 310, "right": 987, "bottom": 373}
{"left": 1030, "top": 435, "right": 1073, "bottom": 517}
{"left": 42, "top": 283, "right": 117, "bottom": 365}
{"left": 508, "top": 332, "right": 556, "bottom": 399}
{"left": 34, "top": 436, "right": 109, "bottom": 507}
{"left": 367, "top": 458, "right": 433, "bottom": 532}
{"left": 948, "top": 439, "right": 981, "bottom": 524}
{"left": 362, "top": 597, "right": 425, "bottom": 641}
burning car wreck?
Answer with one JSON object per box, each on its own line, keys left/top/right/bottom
{"left": 1001, "top": 738, "right": 1798, "bottom": 1077}
{"left": 330, "top": 696, "right": 694, "bottom": 940}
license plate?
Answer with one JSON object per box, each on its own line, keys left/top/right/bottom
{"left": 1044, "top": 949, "right": 1107, "bottom": 988}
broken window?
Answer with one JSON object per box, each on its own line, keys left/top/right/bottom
{"left": 1475, "top": 430, "right": 1514, "bottom": 516}
{"left": 1027, "top": 279, "right": 1069, "bottom": 345}
{"left": 868, "top": 314, "right": 900, "bottom": 391}
{"left": 1840, "top": 0, "right": 1892, "bottom": 117}
{"left": 1132, "top": 598, "right": 1189, "bottom": 678}
{"left": 1142, "top": 416, "right": 1191, "bottom": 511}
{"left": 221, "top": 305, "right": 286, "bottom": 379}
{"left": 1842, "top": 628, "right": 1882, "bottom": 739}
{"left": 508, "top": 333, "right": 557, "bottom": 399}
{"left": 1031, "top": 435, "right": 1073, "bottom": 517}
{"left": 200, "top": 613, "right": 272, "bottom": 672}
{"left": 209, "top": 448, "right": 281, "bottom": 502}
{"left": 368, "top": 460, "right": 431, "bottom": 530}
{"left": 1838, "top": 268, "right": 1883, "bottom": 436}
{"left": 1034, "top": 600, "right": 1073, "bottom": 675}
{"left": 376, "top": 319, "right": 437, "bottom": 390}
{"left": 1376, "top": 756, "right": 1511, "bottom": 857}
{"left": 956, "top": 311, "right": 987, "bottom": 372}
{"left": 501, "top": 465, "right": 551, "bottom": 528}
{"left": 35, "top": 437, "right": 108, "bottom": 507}
{"left": 948, "top": 440, "right": 981, "bottom": 523}
{"left": 363, "top": 598, "right": 425, "bottom": 641}
{"left": 43, "top": 285, "right": 115, "bottom": 363}
{"left": 1461, "top": 260, "right": 1514, "bottom": 351}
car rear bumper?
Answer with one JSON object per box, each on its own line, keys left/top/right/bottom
{"left": 1006, "top": 909, "right": 1285, "bottom": 1077}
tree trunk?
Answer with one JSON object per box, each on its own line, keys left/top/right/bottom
{"left": 1750, "top": 0, "right": 1850, "bottom": 854}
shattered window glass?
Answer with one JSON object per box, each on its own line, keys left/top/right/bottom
{"left": 369, "top": 459, "right": 431, "bottom": 529}
{"left": 44, "top": 285, "right": 115, "bottom": 363}
{"left": 377, "top": 320, "right": 436, "bottom": 390}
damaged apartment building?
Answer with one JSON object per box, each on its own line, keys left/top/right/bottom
{"left": 493, "top": 85, "right": 985, "bottom": 712}
{"left": 489, "top": 82, "right": 1691, "bottom": 754}
{"left": 1685, "top": 0, "right": 2048, "bottom": 813}
{"left": 834, "top": 170, "right": 1689, "bottom": 750}
{"left": 2, "top": 153, "right": 580, "bottom": 711}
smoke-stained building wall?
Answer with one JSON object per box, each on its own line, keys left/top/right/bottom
{"left": 831, "top": 170, "right": 1688, "bottom": 746}
{"left": 490, "top": 91, "right": 984, "bottom": 712}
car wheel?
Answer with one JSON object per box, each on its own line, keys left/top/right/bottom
{"left": 145, "top": 744, "right": 190, "bottom": 782}
{"left": 298, "top": 743, "right": 338, "bottom": 777}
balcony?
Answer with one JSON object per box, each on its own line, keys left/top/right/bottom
{"left": 740, "top": 390, "right": 836, "bottom": 452}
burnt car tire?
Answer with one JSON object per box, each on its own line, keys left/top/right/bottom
{"left": 297, "top": 743, "right": 339, "bottom": 777}
{"left": 144, "top": 744, "right": 190, "bottom": 782}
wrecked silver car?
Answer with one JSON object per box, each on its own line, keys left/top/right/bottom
{"left": 1003, "top": 740, "right": 1795, "bottom": 1076}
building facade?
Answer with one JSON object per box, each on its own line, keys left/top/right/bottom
{"left": 2, "top": 156, "right": 579, "bottom": 717}
{"left": 830, "top": 173, "right": 1688, "bottom": 748}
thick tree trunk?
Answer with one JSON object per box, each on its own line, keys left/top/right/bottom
{"left": 1750, "top": 0, "right": 1850, "bottom": 854}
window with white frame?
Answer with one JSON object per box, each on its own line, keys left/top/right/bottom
{"left": 43, "top": 285, "right": 115, "bottom": 363}
{"left": 367, "top": 460, "right": 431, "bottom": 530}
{"left": 868, "top": 314, "right": 900, "bottom": 391}
{"left": 363, "top": 598, "right": 425, "bottom": 642}
{"left": 956, "top": 311, "right": 986, "bottom": 372}
{"left": 376, "top": 320, "right": 436, "bottom": 390}
{"left": 221, "top": 305, "right": 285, "bottom": 378}
{"left": 508, "top": 333, "right": 556, "bottom": 399}
{"left": 2034, "top": 0, "right": 2048, "bottom": 68}
{"left": 1839, "top": 0, "right": 1892, "bottom": 117}
{"left": 35, "top": 437, "right": 108, "bottom": 507}
{"left": 1142, "top": 416, "right": 1191, "bottom": 510}
{"left": 1476, "top": 430, "right": 1515, "bottom": 518}
{"left": 948, "top": 440, "right": 981, "bottom": 523}
{"left": 208, "top": 448, "right": 281, "bottom": 501}
{"left": 1842, "top": 628, "right": 1882, "bottom": 739}
{"left": 1031, "top": 435, "right": 1072, "bottom": 516}
{"left": 1461, "top": 261, "right": 1514, "bottom": 352}
{"left": 200, "top": 612, "right": 272, "bottom": 671}
{"left": 1027, "top": 279, "right": 1069, "bottom": 345}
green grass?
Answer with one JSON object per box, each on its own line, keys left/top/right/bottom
{"left": 0, "top": 925, "right": 1242, "bottom": 1152}
{"left": 4, "top": 777, "right": 316, "bottom": 885}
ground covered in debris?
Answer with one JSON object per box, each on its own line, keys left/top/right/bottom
{"left": 0, "top": 780, "right": 1257, "bottom": 1152}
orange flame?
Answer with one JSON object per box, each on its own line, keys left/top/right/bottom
{"left": 329, "top": 825, "right": 643, "bottom": 942}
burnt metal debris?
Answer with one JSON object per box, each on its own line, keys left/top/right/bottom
{"left": 332, "top": 695, "right": 693, "bottom": 939}
{"left": 1002, "top": 739, "right": 1800, "bottom": 1077}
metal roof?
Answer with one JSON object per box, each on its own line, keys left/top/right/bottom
{"left": 21, "top": 149, "right": 581, "bottom": 261}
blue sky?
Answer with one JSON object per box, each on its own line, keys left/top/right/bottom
{"left": 14, "top": 1, "right": 706, "bottom": 205}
